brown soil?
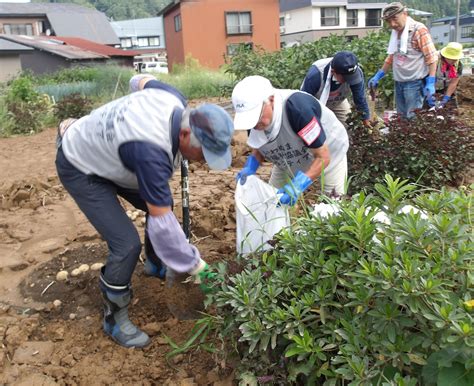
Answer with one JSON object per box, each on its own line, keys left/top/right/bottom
{"left": 0, "top": 78, "right": 472, "bottom": 385}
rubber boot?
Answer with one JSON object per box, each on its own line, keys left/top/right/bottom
{"left": 99, "top": 275, "right": 151, "bottom": 348}
{"left": 143, "top": 231, "right": 166, "bottom": 279}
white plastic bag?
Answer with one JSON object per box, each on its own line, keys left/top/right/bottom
{"left": 235, "top": 175, "right": 290, "bottom": 255}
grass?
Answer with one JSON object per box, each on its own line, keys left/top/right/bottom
{"left": 0, "top": 60, "right": 233, "bottom": 136}
{"left": 156, "top": 67, "right": 233, "bottom": 100}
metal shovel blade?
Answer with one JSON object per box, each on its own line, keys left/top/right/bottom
{"left": 164, "top": 271, "right": 205, "bottom": 320}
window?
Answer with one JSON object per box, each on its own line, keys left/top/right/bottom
{"left": 226, "top": 42, "right": 253, "bottom": 55}
{"left": 461, "top": 26, "right": 473, "bottom": 39}
{"left": 321, "top": 8, "right": 339, "bottom": 27}
{"left": 347, "top": 10, "right": 358, "bottom": 27}
{"left": 225, "top": 11, "right": 252, "bottom": 35}
{"left": 121, "top": 38, "right": 132, "bottom": 48}
{"left": 174, "top": 14, "right": 182, "bottom": 32}
{"left": 444, "top": 32, "right": 449, "bottom": 37}
{"left": 138, "top": 37, "right": 149, "bottom": 47}
{"left": 279, "top": 16, "right": 284, "bottom": 27}
{"left": 148, "top": 37, "right": 160, "bottom": 46}
{"left": 3, "top": 23, "right": 33, "bottom": 35}
{"left": 366, "top": 9, "right": 381, "bottom": 27}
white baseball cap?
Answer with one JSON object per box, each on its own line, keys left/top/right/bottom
{"left": 232, "top": 75, "right": 274, "bottom": 131}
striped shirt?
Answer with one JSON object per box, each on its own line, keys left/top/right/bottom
{"left": 386, "top": 19, "right": 437, "bottom": 67}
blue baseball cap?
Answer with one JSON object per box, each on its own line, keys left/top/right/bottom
{"left": 331, "top": 51, "right": 363, "bottom": 86}
{"left": 189, "top": 104, "right": 234, "bottom": 170}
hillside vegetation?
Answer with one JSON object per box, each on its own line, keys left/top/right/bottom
{"left": 33, "top": 0, "right": 472, "bottom": 21}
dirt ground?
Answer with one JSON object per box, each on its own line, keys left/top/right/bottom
{"left": 0, "top": 78, "right": 472, "bottom": 385}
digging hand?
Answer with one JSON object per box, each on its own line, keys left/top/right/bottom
{"left": 186, "top": 262, "right": 220, "bottom": 293}
{"left": 426, "top": 95, "right": 436, "bottom": 108}
{"left": 277, "top": 171, "right": 312, "bottom": 206}
{"left": 439, "top": 95, "right": 451, "bottom": 108}
{"left": 236, "top": 154, "right": 260, "bottom": 185}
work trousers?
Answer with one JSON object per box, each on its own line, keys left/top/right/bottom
{"left": 55, "top": 147, "right": 161, "bottom": 286}
{"left": 395, "top": 79, "right": 424, "bottom": 119}
{"left": 326, "top": 99, "right": 351, "bottom": 128}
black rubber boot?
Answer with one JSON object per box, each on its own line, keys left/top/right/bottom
{"left": 99, "top": 274, "right": 150, "bottom": 348}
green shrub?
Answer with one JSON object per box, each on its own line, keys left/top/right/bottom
{"left": 346, "top": 108, "right": 474, "bottom": 193}
{"left": 54, "top": 93, "right": 93, "bottom": 122}
{"left": 5, "top": 76, "right": 53, "bottom": 135}
{"left": 225, "top": 31, "right": 394, "bottom": 107}
{"left": 212, "top": 176, "right": 474, "bottom": 384}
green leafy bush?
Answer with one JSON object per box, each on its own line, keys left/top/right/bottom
{"left": 225, "top": 31, "right": 394, "bottom": 107}
{"left": 212, "top": 176, "right": 474, "bottom": 384}
{"left": 54, "top": 93, "right": 93, "bottom": 122}
{"left": 4, "top": 76, "right": 53, "bottom": 135}
{"left": 346, "top": 108, "right": 474, "bottom": 193}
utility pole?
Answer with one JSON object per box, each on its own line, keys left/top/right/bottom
{"left": 455, "top": 0, "right": 461, "bottom": 41}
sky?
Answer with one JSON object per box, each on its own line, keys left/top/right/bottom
{"left": 0, "top": 0, "right": 31, "bottom": 3}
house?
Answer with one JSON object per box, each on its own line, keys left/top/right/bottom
{"left": 0, "top": 2, "right": 119, "bottom": 45}
{"left": 430, "top": 11, "right": 474, "bottom": 46}
{"left": 158, "top": 0, "right": 280, "bottom": 70}
{"left": 0, "top": 34, "right": 134, "bottom": 77}
{"left": 111, "top": 17, "right": 165, "bottom": 53}
{"left": 279, "top": 0, "right": 387, "bottom": 47}
{"left": 0, "top": 38, "right": 33, "bottom": 82}
{"left": 111, "top": 16, "right": 167, "bottom": 70}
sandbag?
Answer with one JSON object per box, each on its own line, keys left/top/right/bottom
{"left": 235, "top": 175, "right": 290, "bottom": 255}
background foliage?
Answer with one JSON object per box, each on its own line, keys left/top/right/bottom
{"left": 32, "top": 0, "right": 170, "bottom": 21}
{"left": 225, "top": 31, "right": 395, "bottom": 107}
{"left": 32, "top": 0, "right": 472, "bottom": 20}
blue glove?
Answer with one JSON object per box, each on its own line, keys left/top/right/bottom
{"left": 236, "top": 155, "right": 260, "bottom": 185}
{"left": 277, "top": 171, "right": 313, "bottom": 206}
{"left": 423, "top": 76, "right": 436, "bottom": 97}
{"left": 368, "top": 69, "right": 385, "bottom": 89}
{"left": 426, "top": 95, "right": 436, "bottom": 107}
{"left": 440, "top": 95, "right": 451, "bottom": 108}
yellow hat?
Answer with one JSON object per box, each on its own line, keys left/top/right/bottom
{"left": 440, "top": 42, "right": 464, "bottom": 60}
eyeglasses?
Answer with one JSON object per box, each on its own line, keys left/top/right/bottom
{"left": 254, "top": 101, "right": 266, "bottom": 129}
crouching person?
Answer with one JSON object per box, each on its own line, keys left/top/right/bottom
{"left": 56, "top": 85, "right": 234, "bottom": 348}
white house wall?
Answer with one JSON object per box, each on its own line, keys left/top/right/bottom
{"left": 283, "top": 7, "right": 312, "bottom": 34}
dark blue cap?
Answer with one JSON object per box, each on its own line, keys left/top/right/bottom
{"left": 331, "top": 51, "right": 363, "bottom": 85}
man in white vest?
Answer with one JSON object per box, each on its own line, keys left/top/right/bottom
{"left": 232, "top": 75, "right": 349, "bottom": 204}
{"left": 56, "top": 84, "right": 234, "bottom": 348}
{"left": 368, "top": 2, "right": 437, "bottom": 119}
{"left": 301, "top": 51, "right": 370, "bottom": 128}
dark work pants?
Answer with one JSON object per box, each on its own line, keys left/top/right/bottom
{"left": 55, "top": 147, "right": 161, "bottom": 286}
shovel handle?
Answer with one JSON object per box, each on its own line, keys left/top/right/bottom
{"left": 181, "top": 159, "right": 190, "bottom": 239}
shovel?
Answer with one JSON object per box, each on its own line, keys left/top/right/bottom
{"left": 367, "top": 86, "right": 387, "bottom": 134}
{"left": 164, "top": 159, "right": 206, "bottom": 320}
